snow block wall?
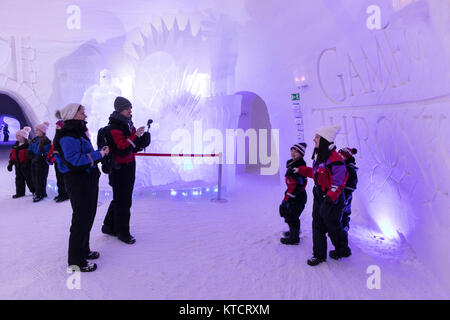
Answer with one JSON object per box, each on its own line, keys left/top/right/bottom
{"left": 299, "top": 0, "right": 450, "bottom": 286}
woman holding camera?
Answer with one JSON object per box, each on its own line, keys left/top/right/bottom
{"left": 54, "top": 103, "right": 109, "bottom": 272}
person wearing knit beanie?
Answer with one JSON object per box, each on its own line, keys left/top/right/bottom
{"left": 16, "top": 126, "right": 31, "bottom": 141}
{"left": 338, "top": 147, "right": 357, "bottom": 162}
{"left": 55, "top": 120, "right": 65, "bottom": 130}
{"left": 35, "top": 121, "right": 50, "bottom": 135}
{"left": 101, "top": 96, "right": 148, "bottom": 245}
{"left": 279, "top": 142, "right": 308, "bottom": 245}
{"left": 316, "top": 125, "right": 341, "bottom": 143}
{"left": 291, "top": 142, "right": 307, "bottom": 157}
{"left": 55, "top": 103, "right": 81, "bottom": 121}
{"left": 114, "top": 96, "right": 132, "bottom": 113}
{"left": 28, "top": 122, "right": 52, "bottom": 202}
{"left": 8, "top": 127, "right": 35, "bottom": 198}
{"left": 53, "top": 103, "right": 107, "bottom": 272}
{"left": 292, "top": 124, "right": 351, "bottom": 266}
{"left": 338, "top": 147, "right": 358, "bottom": 233}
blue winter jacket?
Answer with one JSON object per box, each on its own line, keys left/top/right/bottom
{"left": 28, "top": 136, "right": 51, "bottom": 156}
{"left": 54, "top": 120, "right": 102, "bottom": 174}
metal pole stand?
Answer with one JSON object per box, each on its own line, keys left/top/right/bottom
{"left": 211, "top": 153, "right": 227, "bottom": 203}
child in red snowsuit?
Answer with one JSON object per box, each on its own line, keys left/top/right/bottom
{"left": 7, "top": 127, "right": 35, "bottom": 198}
{"left": 279, "top": 143, "right": 308, "bottom": 245}
{"left": 338, "top": 147, "right": 358, "bottom": 232}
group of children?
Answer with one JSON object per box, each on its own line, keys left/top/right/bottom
{"left": 279, "top": 125, "right": 358, "bottom": 266}
{"left": 7, "top": 121, "right": 69, "bottom": 203}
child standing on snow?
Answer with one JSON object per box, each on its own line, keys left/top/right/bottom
{"left": 27, "top": 121, "right": 52, "bottom": 203}
{"left": 279, "top": 143, "right": 308, "bottom": 245}
{"left": 337, "top": 147, "right": 358, "bottom": 232}
{"left": 7, "top": 126, "right": 35, "bottom": 198}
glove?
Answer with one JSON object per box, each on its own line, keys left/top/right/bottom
{"left": 135, "top": 132, "right": 150, "bottom": 149}
{"left": 7, "top": 162, "right": 13, "bottom": 172}
{"left": 281, "top": 199, "right": 290, "bottom": 209}
{"left": 326, "top": 190, "right": 339, "bottom": 203}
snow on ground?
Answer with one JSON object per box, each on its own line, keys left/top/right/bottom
{"left": 0, "top": 147, "right": 448, "bottom": 299}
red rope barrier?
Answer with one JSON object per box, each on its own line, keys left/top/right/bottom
{"left": 136, "top": 153, "right": 219, "bottom": 157}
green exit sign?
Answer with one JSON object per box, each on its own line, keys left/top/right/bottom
{"left": 291, "top": 93, "right": 300, "bottom": 101}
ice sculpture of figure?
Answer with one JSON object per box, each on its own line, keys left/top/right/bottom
{"left": 81, "top": 69, "right": 122, "bottom": 143}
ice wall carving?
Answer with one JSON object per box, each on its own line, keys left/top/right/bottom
{"left": 0, "top": 36, "right": 45, "bottom": 127}
{"left": 124, "top": 18, "right": 240, "bottom": 188}
{"left": 303, "top": 1, "right": 450, "bottom": 285}
{"left": 313, "top": 96, "right": 449, "bottom": 237}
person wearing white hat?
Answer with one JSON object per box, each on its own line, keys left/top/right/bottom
{"left": 293, "top": 125, "right": 351, "bottom": 266}
{"left": 54, "top": 103, "right": 110, "bottom": 272}
{"left": 27, "top": 121, "right": 52, "bottom": 202}
{"left": 7, "top": 126, "right": 35, "bottom": 198}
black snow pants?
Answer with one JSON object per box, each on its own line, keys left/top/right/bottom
{"left": 15, "top": 162, "right": 34, "bottom": 196}
{"left": 54, "top": 162, "right": 68, "bottom": 197}
{"left": 103, "top": 162, "right": 136, "bottom": 237}
{"left": 31, "top": 158, "right": 49, "bottom": 198}
{"left": 342, "top": 189, "right": 353, "bottom": 230}
{"left": 64, "top": 167, "right": 100, "bottom": 267}
{"left": 280, "top": 191, "right": 307, "bottom": 238}
{"left": 312, "top": 186, "right": 349, "bottom": 260}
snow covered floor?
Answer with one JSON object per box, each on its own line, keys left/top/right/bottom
{"left": 0, "top": 150, "right": 448, "bottom": 299}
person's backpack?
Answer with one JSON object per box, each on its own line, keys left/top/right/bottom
{"left": 97, "top": 126, "right": 114, "bottom": 174}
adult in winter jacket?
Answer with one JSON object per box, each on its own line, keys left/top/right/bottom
{"left": 279, "top": 143, "right": 308, "bottom": 245}
{"left": 101, "top": 96, "right": 150, "bottom": 244}
{"left": 294, "top": 125, "right": 351, "bottom": 266}
{"left": 54, "top": 103, "right": 109, "bottom": 272}
{"left": 3, "top": 123, "right": 9, "bottom": 142}
{"left": 338, "top": 147, "right": 358, "bottom": 232}
{"left": 27, "top": 121, "right": 51, "bottom": 202}
{"left": 7, "top": 126, "right": 35, "bottom": 198}
{"left": 47, "top": 120, "right": 69, "bottom": 202}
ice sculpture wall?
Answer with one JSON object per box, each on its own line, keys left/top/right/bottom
{"left": 298, "top": 0, "right": 450, "bottom": 286}
{"left": 0, "top": 0, "right": 449, "bottom": 284}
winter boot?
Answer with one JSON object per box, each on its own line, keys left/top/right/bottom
{"left": 101, "top": 225, "right": 117, "bottom": 236}
{"left": 118, "top": 234, "right": 136, "bottom": 244}
{"left": 283, "top": 221, "right": 301, "bottom": 238}
{"left": 55, "top": 194, "right": 69, "bottom": 202}
{"left": 68, "top": 262, "right": 97, "bottom": 272}
{"left": 280, "top": 226, "right": 300, "bottom": 245}
{"left": 86, "top": 251, "right": 100, "bottom": 260}
{"left": 33, "top": 195, "right": 45, "bottom": 203}
{"left": 307, "top": 256, "right": 326, "bottom": 266}
{"left": 329, "top": 247, "right": 352, "bottom": 260}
